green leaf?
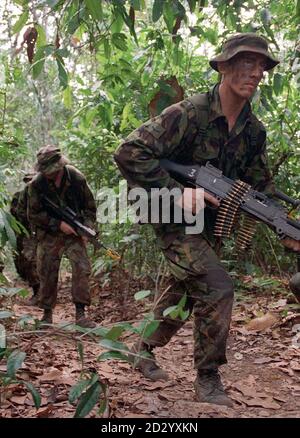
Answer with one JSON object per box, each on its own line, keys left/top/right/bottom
{"left": 44, "top": 0, "right": 62, "bottom": 8}
{"left": 177, "top": 293, "right": 187, "bottom": 309}
{"left": 203, "top": 28, "right": 217, "bottom": 45}
{"left": 297, "top": 0, "right": 300, "bottom": 18}
{"left": 35, "top": 24, "right": 47, "bottom": 48}
{"left": 0, "top": 273, "right": 10, "bottom": 286}
{"left": 99, "top": 339, "right": 128, "bottom": 352}
{"left": 163, "top": 1, "right": 175, "bottom": 33}
{"left": 273, "top": 73, "right": 283, "bottom": 95}
{"left": 12, "top": 0, "right": 28, "bottom": 6}
{"left": 31, "top": 44, "right": 55, "bottom": 79}
{"left": 77, "top": 341, "right": 84, "bottom": 365}
{"left": 17, "top": 314, "right": 35, "bottom": 328}
{"left": 111, "top": 11, "right": 124, "bottom": 33}
{"left": 111, "top": 33, "right": 128, "bottom": 51}
{"left": 103, "top": 38, "right": 111, "bottom": 59}
{"left": 85, "top": 0, "right": 103, "bottom": 21}
{"left": 56, "top": 48, "right": 70, "bottom": 58}
{"left": 69, "top": 379, "right": 92, "bottom": 403}
{"left": 163, "top": 305, "right": 179, "bottom": 318}
{"left": 1, "top": 211, "right": 16, "bottom": 249}
{"left": 0, "top": 287, "right": 29, "bottom": 298}
{"left": 63, "top": 85, "right": 73, "bottom": 109}
{"left": 12, "top": 10, "right": 29, "bottom": 34}
{"left": 142, "top": 320, "right": 160, "bottom": 339}
{"left": 130, "top": 0, "right": 141, "bottom": 9}
{"left": 104, "top": 325, "right": 125, "bottom": 341}
{"left": 98, "top": 397, "right": 108, "bottom": 415}
{"left": 23, "top": 382, "right": 41, "bottom": 408}
{"left": 157, "top": 80, "right": 177, "bottom": 97}
{"left": 152, "top": 0, "right": 163, "bottom": 22}
{"left": 187, "top": 0, "right": 197, "bottom": 12}
{"left": 7, "top": 350, "right": 26, "bottom": 378}
{"left": 0, "top": 324, "right": 6, "bottom": 349}
{"left": 97, "top": 351, "right": 129, "bottom": 361}
{"left": 0, "top": 311, "right": 13, "bottom": 319}
{"left": 179, "top": 308, "right": 190, "bottom": 321}
{"left": 74, "top": 381, "right": 101, "bottom": 418}
{"left": 56, "top": 57, "right": 68, "bottom": 89}
{"left": 134, "top": 289, "right": 152, "bottom": 301}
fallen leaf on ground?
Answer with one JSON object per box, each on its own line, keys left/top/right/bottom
{"left": 253, "top": 357, "right": 278, "bottom": 364}
{"left": 36, "top": 405, "right": 54, "bottom": 418}
{"left": 246, "top": 313, "right": 279, "bottom": 331}
{"left": 143, "top": 381, "right": 173, "bottom": 391}
{"left": 290, "top": 360, "right": 300, "bottom": 371}
{"left": 233, "top": 383, "right": 269, "bottom": 399}
{"left": 9, "top": 395, "right": 27, "bottom": 405}
{"left": 243, "top": 397, "right": 281, "bottom": 409}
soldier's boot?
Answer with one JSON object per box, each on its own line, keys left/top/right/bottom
{"left": 40, "top": 309, "right": 53, "bottom": 325}
{"left": 75, "top": 304, "right": 96, "bottom": 328}
{"left": 128, "top": 342, "right": 169, "bottom": 381}
{"left": 28, "top": 295, "right": 39, "bottom": 306}
{"left": 194, "top": 369, "right": 233, "bottom": 407}
{"left": 27, "top": 285, "right": 40, "bottom": 306}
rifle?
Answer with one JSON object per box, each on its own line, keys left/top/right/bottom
{"left": 160, "top": 159, "right": 300, "bottom": 244}
{"left": 42, "top": 195, "right": 120, "bottom": 261}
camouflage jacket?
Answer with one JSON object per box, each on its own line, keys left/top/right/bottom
{"left": 27, "top": 165, "right": 96, "bottom": 238}
{"left": 11, "top": 187, "right": 30, "bottom": 231}
{"left": 10, "top": 191, "right": 21, "bottom": 220}
{"left": 114, "top": 84, "right": 275, "bottom": 244}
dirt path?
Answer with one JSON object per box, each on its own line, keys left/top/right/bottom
{"left": 0, "top": 274, "right": 299, "bottom": 418}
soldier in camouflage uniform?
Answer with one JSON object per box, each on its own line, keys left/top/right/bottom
{"left": 10, "top": 173, "right": 40, "bottom": 306}
{"left": 114, "top": 33, "right": 300, "bottom": 407}
{"left": 27, "top": 146, "right": 97, "bottom": 328}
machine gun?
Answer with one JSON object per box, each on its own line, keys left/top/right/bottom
{"left": 160, "top": 159, "right": 300, "bottom": 245}
{"left": 42, "top": 196, "right": 120, "bottom": 260}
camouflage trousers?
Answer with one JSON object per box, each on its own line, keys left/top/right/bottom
{"left": 14, "top": 235, "right": 39, "bottom": 290}
{"left": 37, "top": 233, "right": 91, "bottom": 310}
{"left": 144, "top": 231, "right": 234, "bottom": 371}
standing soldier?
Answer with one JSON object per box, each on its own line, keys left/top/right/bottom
{"left": 10, "top": 173, "right": 40, "bottom": 305}
{"left": 27, "top": 145, "right": 97, "bottom": 328}
{"left": 114, "top": 33, "right": 300, "bottom": 406}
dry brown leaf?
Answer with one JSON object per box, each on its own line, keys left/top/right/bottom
{"left": 39, "top": 368, "right": 74, "bottom": 385}
{"left": 243, "top": 397, "right": 281, "bottom": 409}
{"left": 271, "top": 299, "right": 287, "bottom": 308}
{"left": 158, "top": 391, "right": 180, "bottom": 402}
{"left": 9, "top": 395, "right": 27, "bottom": 405}
{"left": 273, "top": 395, "right": 288, "bottom": 403}
{"left": 228, "top": 392, "right": 246, "bottom": 405}
{"left": 36, "top": 405, "right": 54, "bottom": 418}
{"left": 246, "top": 313, "right": 279, "bottom": 331}
{"left": 123, "top": 413, "right": 152, "bottom": 418}
{"left": 143, "top": 381, "right": 172, "bottom": 391}
{"left": 233, "top": 383, "right": 269, "bottom": 399}
{"left": 290, "top": 360, "right": 300, "bottom": 371}
{"left": 254, "top": 357, "right": 278, "bottom": 364}
{"left": 39, "top": 369, "right": 61, "bottom": 382}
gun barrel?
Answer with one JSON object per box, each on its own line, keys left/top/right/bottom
{"left": 274, "top": 190, "right": 300, "bottom": 208}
